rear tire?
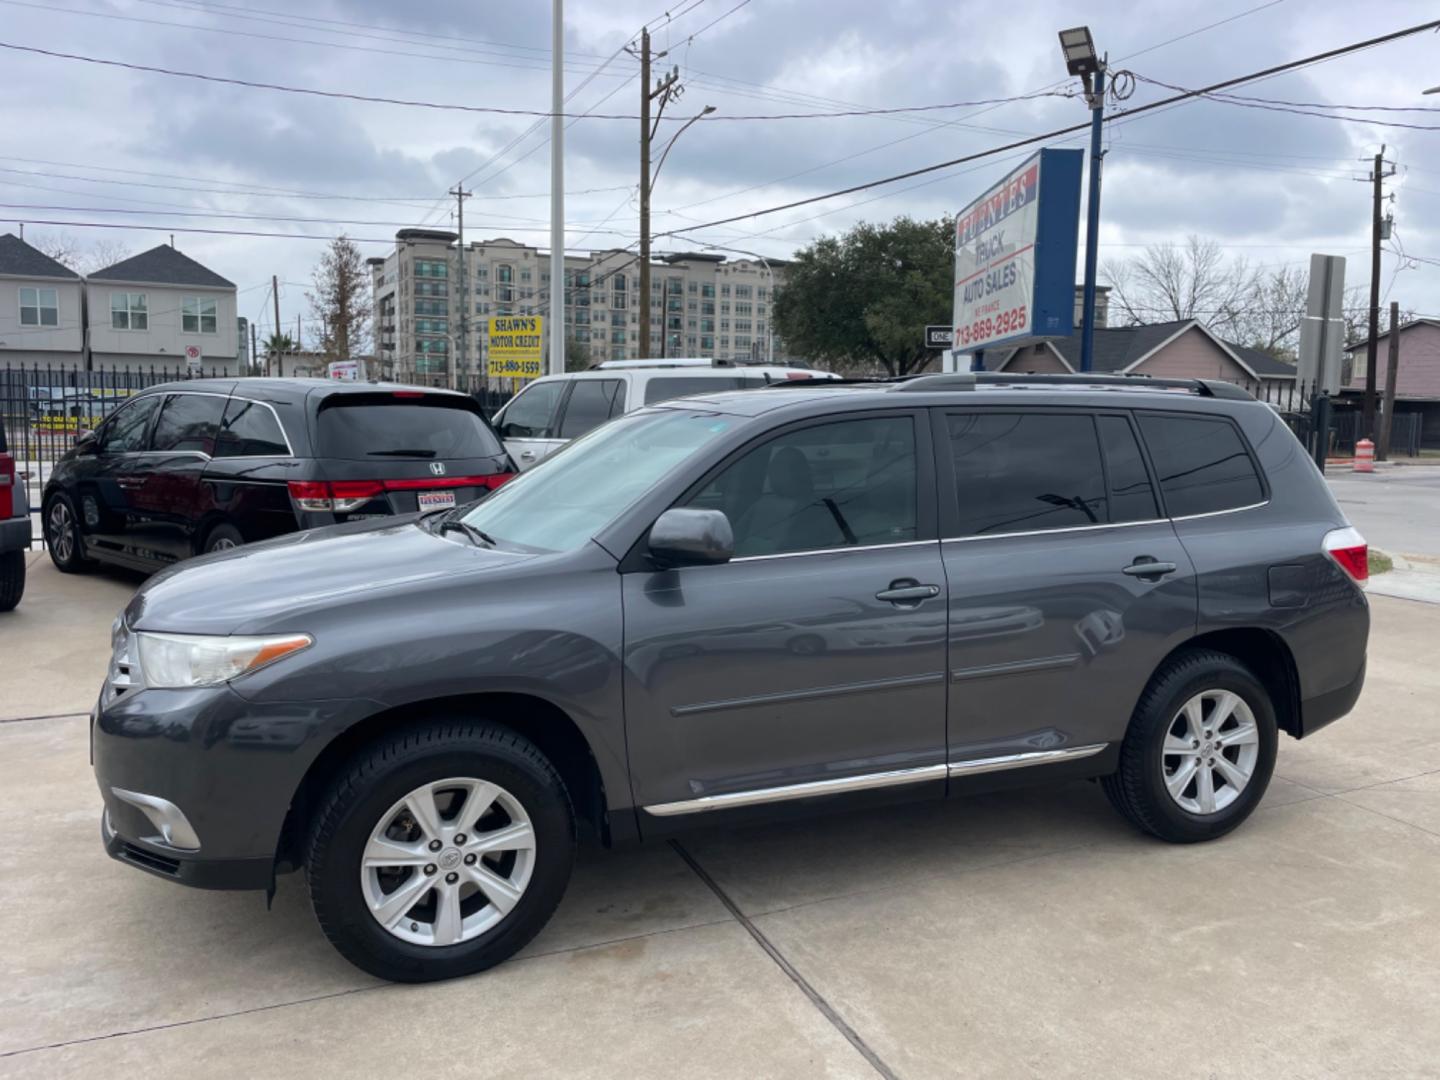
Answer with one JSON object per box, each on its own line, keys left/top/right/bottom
{"left": 201, "top": 522, "right": 244, "bottom": 555}
{"left": 306, "top": 719, "right": 575, "bottom": 983}
{"left": 0, "top": 550, "right": 24, "bottom": 612}
{"left": 43, "top": 493, "right": 91, "bottom": 573}
{"left": 1102, "top": 649, "right": 1278, "bottom": 843}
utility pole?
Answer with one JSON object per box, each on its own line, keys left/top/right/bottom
{"left": 1079, "top": 63, "right": 1106, "bottom": 373}
{"left": 272, "top": 274, "right": 282, "bottom": 378}
{"left": 1362, "top": 146, "right": 1395, "bottom": 436}
{"left": 549, "top": 0, "right": 566, "bottom": 376}
{"left": 450, "top": 184, "right": 472, "bottom": 390}
{"left": 250, "top": 321, "right": 258, "bottom": 378}
{"left": 632, "top": 28, "right": 679, "bottom": 361}
{"left": 1378, "top": 300, "right": 1401, "bottom": 461}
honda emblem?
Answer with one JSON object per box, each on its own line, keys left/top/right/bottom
{"left": 429, "top": 462, "right": 446, "bottom": 476}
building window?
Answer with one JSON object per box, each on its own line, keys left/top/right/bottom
{"left": 613, "top": 274, "right": 627, "bottom": 291}
{"left": 721, "top": 284, "right": 731, "bottom": 297}
{"left": 758, "top": 288, "right": 768, "bottom": 301}
{"left": 700, "top": 319, "right": 715, "bottom": 333}
{"left": 497, "top": 265, "right": 513, "bottom": 283}
{"left": 520, "top": 269, "right": 532, "bottom": 283}
{"left": 736, "top": 302, "right": 753, "bottom": 317}
{"left": 701, "top": 284, "right": 715, "bottom": 298}
{"left": 701, "top": 335, "right": 714, "bottom": 351}
{"left": 736, "top": 285, "right": 752, "bottom": 298}
{"left": 720, "top": 336, "right": 729, "bottom": 348}
{"left": 687, "top": 299, "right": 698, "bottom": 312}
{"left": 688, "top": 282, "right": 698, "bottom": 294}
{"left": 110, "top": 292, "right": 148, "bottom": 331}
{"left": 736, "top": 320, "right": 752, "bottom": 333}
{"left": 18, "top": 286, "right": 57, "bottom": 327}
{"left": 687, "top": 318, "right": 697, "bottom": 330}
{"left": 182, "top": 295, "right": 218, "bottom": 334}
{"left": 720, "top": 302, "right": 730, "bottom": 315}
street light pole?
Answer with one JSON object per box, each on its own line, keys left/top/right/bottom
{"left": 1059, "top": 26, "right": 1105, "bottom": 373}
{"left": 1079, "top": 63, "right": 1105, "bottom": 374}
{"left": 690, "top": 239, "right": 774, "bottom": 364}
{"left": 549, "top": 0, "right": 566, "bottom": 376}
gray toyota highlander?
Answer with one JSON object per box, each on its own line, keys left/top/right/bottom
{"left": 93, "top": 373, "right": 1369, "bottom": 982}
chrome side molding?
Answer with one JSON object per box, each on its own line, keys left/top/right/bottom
{"left": 642, "top": 764, "right": 947, "bottom": 816}
{"left": 642, "top": 742, "right": 1110, "bottom": 817}
{"left": 947, "top": 742, "right": 1108, "bottom": 778}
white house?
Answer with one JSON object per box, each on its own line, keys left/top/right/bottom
{"left": 0, "top": 232, "right": 85, "bottom": 368}
{"left": 86, "top": 245, "right": 238, "bottom": 374}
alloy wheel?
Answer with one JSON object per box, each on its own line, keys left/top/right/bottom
{"left": 360, "top": 777, "right": 537, "bottom": 948}
{"left": 209, "top": 537, "right": 237, "bottom": 551}
{"left": 47, "top": 501, "right": 74, "bottom": 564}
{"left": 1160, "top": 689, "right": 1261, "bottom": 815}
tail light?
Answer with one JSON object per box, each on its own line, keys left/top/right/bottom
{"left": 1323, "top": 526, "right": 1368, "bottom": 586}
{"left": 0, "top": 453, "right": 14, "bottom": 520}
{"left": 288, "top": 474, "right": 514, "bottom": 513}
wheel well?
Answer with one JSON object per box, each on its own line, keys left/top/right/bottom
{"left": 276, "top": 693, "right": 610, "bottom": 869}
{"left": 193, "top": 513, "right": 234, "bottom": 554}
{"left": 1161, "top": 628, "right": 1301, "bottom": 738}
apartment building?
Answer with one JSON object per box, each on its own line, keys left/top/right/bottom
{"left": 368, "top": 230, "right": 785, "bottom": 385}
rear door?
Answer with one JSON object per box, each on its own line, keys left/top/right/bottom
{"left": 310, "top": 390, "right": 513, "bottom": 520}
{"left": 140, "top": 392, "right": 227, "bottom": 560}
{"left": 494, "top": 379, "right": 569, "bottom": 470}
{"left": 936, "top": 408, "right": 1198, "bottom": 773}
{"left": 204, "top": 395, "right": 298, "bottom": 545}
{"left": 555, "top": 377, "right": 626, "bottom": 441}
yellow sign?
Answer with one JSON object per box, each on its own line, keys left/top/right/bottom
{"left": 486, "top": 315, "right": 544, "bottom": 380}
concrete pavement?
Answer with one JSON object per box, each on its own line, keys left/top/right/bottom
{"left": 2, "top": 563, "right": 1439, "bottom": 1077}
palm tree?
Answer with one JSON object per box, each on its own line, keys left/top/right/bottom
{"left": 263, "top": 332, "right": 297, "bottom": 376}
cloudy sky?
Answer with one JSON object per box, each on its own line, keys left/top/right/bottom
{"left": 3, "top": 0, "right": 1436, "bottom": 343}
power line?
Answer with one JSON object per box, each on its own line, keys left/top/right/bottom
{"left": 1, "top": 218, "right": 398, "bottom": 243}
{"left": 655, "top": 18, "right": 1440, "bottom": 238}
{"left": 0, "top": 40, "right": 1078, "bottom": 123}
{"left": 678, "top": 0, "right": 754, "bottom": 42}
{"left": 1131, "top": 73, "right": 1440, "bottom": 130}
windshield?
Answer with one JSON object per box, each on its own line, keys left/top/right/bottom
{"left": 315, "top": 393, "right": 503, "bottom": 460}
{"left": 459, "top": 409, "right": 739, "bottom": 552}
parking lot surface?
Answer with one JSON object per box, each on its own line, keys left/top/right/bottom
{"left": 3, "top": 560, "right": 1439, "bottom": 1078}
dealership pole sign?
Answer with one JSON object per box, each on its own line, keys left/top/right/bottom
{"left": 486, "top": 315, "right": 545, "bottom": 380}
{"left": 952, "top": 148, "right": 1083, "bottom": 353}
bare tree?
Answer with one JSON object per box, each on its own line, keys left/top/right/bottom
{"left": 307, "top": 236, "right": 372, "bottom": 361}
{"left": 1102, "top": 235, "right": 1259, "bottom": 339}
{"left": 1229, "top": 265, "right": 1308, "bottom": 360}
{"left": 28, "top": 231, "right": 131, "bottom": 274}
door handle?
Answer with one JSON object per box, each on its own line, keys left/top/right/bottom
{"left": 875, "top": 582, "right": 941, "bottom": 604}
{"left": 519, "top": 450, "right": 536, "bottom": 460}
{"left": 1122, "top": 559, "right": 1178, "bottom": 578}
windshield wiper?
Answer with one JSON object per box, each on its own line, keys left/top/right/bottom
{"left": 368, "top": 448, "right": 437, "bottom": 457}
{"left": 438, "top": 517, "right": 497, "bottom": 548}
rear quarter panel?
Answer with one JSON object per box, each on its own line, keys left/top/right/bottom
{"left": 1170, "top": 403, "right": 1368, "bottom": 704}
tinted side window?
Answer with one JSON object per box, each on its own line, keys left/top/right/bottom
{"left": 100, "top": 395, "right": 161, "bottom": 453}
{"left": 1138, "top": 413, "right": 1264, "bottom": 517}
{"left": 498, "top": 381, "right": 564, "bottom": 439}
{"left": 215, "top": 399, "right": 289, "bottom": 457}
{"left": 947, "top": 413, "right": 1106, "bottom": 536}
{"left": 644, "top": 376, "right": 745, "bottom": 404}
{"left": 559, "top": 379, "right": 625, "bottom": 438}
{"left": 686, "top": 416, "right": 917, "bottom": 557}
{"left": 152, "top": 393, "right": 225, "bottom": 454}
{"left": 1097, "top": 415, "right": 1158, "bottom": 523}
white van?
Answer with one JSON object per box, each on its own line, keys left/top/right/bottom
{"left": 491, "top": 359, "right": 838, "bottom": 469}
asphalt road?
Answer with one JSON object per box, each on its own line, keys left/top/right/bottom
{"left": 1327, "top": 466, "right": 1440, "bottom": 559}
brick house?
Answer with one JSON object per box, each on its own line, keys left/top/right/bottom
{"left": 987, "top": 319, "right": 1298, "bottom": 401}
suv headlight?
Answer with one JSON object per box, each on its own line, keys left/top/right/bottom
{"left": 134, "top": 632, "right": 313, "bottom": 688}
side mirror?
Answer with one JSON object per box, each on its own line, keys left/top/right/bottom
{"left": 648, "top": 508, "right": 734, "bottom": 567}
{"left": 73, "top": 430, "right": 97, "bottom": 451}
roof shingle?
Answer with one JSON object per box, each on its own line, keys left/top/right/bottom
{"left": 990, "top": 319, "right": 1296, "bottom": 378}
{"left": 0, "top": 233, "right": 81, "bottom": 279}
{"left": 89, "top": 244, "right": 234, "bottom": 288}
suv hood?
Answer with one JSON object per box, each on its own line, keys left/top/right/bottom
{"left": 124, "top": 516, "right": 534, "bottom": 635}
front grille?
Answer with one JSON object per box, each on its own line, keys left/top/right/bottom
{"left": 118, "top": 842, "right": 181, "bottom": 877}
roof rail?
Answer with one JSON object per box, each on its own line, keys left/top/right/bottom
{"left": 891, "top": 372, "right": 1253, "bottom": 400}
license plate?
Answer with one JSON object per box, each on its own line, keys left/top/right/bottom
{"left": 417, "top": 491, "right": 456, "bottom": 511}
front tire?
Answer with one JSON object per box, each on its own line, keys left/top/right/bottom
{"left": 1102, "top": 649, "right": 1278, "bottom": 843}
{"left": 306, "top": 720, "right": 575, "bottom": 983}
{"left": 201, "top": 522, "right": 244, "bottom": 554}
{"left": 43, "top": 493, "right": 91, "bottom": 573}
{"left": 0, "top": 550, "right": 24, "bottom": 612}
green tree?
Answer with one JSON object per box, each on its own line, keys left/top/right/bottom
{"left": 773, "top": 216, "right": 954, "bottom": 377}
{"left": 564, "top": 335, "right": 593, "bottom": 373}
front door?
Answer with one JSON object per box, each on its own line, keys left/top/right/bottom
{"left": 622, "top": 411, "right": 948, "bottom": 813}
{"left": 80, "top": 394, "right": 163, "bottom": 559}
{"left": 494, "top": 379, "right": 569, "bottom": 470}
{"left": 935, "top": 408, "right": 1198, "bottom": 771}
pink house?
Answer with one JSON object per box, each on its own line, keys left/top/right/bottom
{"left": 989, "top": 319, "right": 1297, "bottom": 402}
{"left": 1343, "top": 319, "right": 1440, "bottom": 399}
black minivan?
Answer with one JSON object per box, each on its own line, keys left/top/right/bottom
{"left": 42, "top": 378, "right": 515, "bottom": 573}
